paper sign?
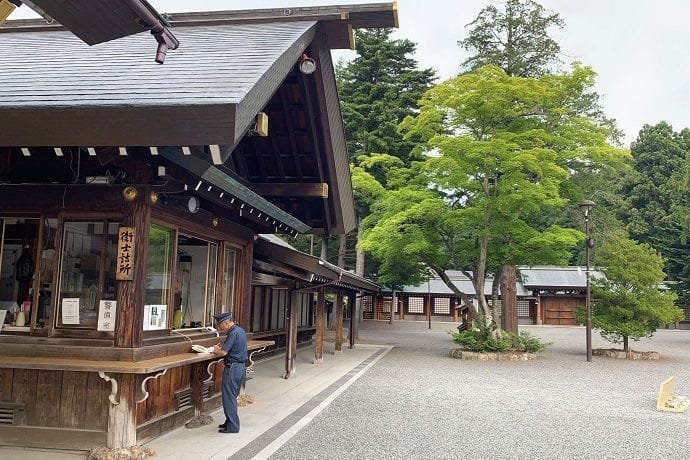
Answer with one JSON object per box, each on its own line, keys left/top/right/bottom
{"left": 61, "top": 298, "right": 80, "bottom": 324}
{"left": 143, "top": 304, "right": 167, "bottom": 331}
{"left": 0, "top": 310, "right": 6, "bottom": 332}
{"left": 97, "top": 300, "right": 117, "bottom": 332}
{"left": 116, "top": 227, "right": 135, "bottom": 280}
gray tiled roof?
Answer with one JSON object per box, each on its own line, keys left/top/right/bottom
{"left": 399, "top": 272, "right": 529, "bottom": 296}
{"left": 519, "top": 266, "right": 603, "bottom": 288}
{"left": 0, "top": 22, "right": 316, "bottom": 108}
{"left": 0, "top": 21, "right": 316, "bottom": 146}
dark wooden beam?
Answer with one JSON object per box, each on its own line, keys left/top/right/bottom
{"left": 314, "top": 287, "right": 325, "bottom": 364}
{"left": 250, "top": 182, "right": 328, "bottom": 198}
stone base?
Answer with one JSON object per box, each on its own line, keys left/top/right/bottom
{"left": 593, "top": 348, "right": 660, "bottom": 360}
{"left": 449, "top": 349, "right": 536, "bottom": 361}
{"left": 87, "top": 446, "right": 155, "bottom": 460}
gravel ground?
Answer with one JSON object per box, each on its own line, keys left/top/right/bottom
{"left": 269, "top": 321, "right": 690, "bottom": 460}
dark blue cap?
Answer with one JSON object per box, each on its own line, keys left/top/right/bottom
{"left": 213, "top": 312, "right": 233, "bottom": 323}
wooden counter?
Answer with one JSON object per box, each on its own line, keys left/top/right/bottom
{"left": 0, "top": 339, "right": 275, "bottom": 374}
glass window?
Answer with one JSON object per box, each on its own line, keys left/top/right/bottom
{"left": 145, "top": 224, "right": 174, "bottom": 331}
{"left": 251, "top": 286, "right": 263, "bottom": 332}
{"left": 221, "top": 246, "right": 237, "bottom": 314}
{"left": 0, "top": 218, "right": 40, "bottom": 330}
{"left": 57, "top": 221, "right": 118, "bottom": 328}
{"left": 172, "top": 234, "right": 220, "bottom": 329}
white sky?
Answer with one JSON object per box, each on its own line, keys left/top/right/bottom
{"left": 10, "top": 0, "right": 690, "bottom": 147}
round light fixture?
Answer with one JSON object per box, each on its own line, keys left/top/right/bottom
{"left": 298, "top": 54, "right": 316, "bottom": 75}
{"left": 122, "top": 186, "right": 138, "bottom": 202}
{"left": 149, "top": 191, "right": 159, "bottom": 204}
{"left": 187, "top": 196, "right": 200, "bottom": 213}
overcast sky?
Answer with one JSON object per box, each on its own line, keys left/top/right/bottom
{"left": 11, "top": 0, "right": 690, "bottom": 146}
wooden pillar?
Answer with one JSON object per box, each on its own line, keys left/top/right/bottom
{"left": 453, "top": 298, "right": 459, "bottom": 322}
{"left": 314, "top": 287, "right": 325, "bottom": 363}
{"left": 501, "top": 265, "right": 518, "bottom": 333}
{"left": 535, "top": 296, "right": 543, "bottom": 325}
{"left": 284, "top": 290, "right": 299, "bottom": 379}
{"left": 349, "top": 292, "right": 357, "bottom": 349}
{"left": 115, "top": 200, "right": 149, "bottom": 348}
{"left": 237, "top": 240, "right": 254, "bottom": 328}
{"left": 334, "top": 293, "right": 343, "bottom": 353}
{"left": 107, "top": 373, "right": 137, "bottom": 448}
{"left": 191, "top": 361, "right": 206, "bottom": 416}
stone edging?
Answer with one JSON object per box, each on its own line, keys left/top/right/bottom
{"left": 592, "top": 348, "right": 660, "bottom": 360}
{"left": 449, "top": 349, "right": 536, "bottom": 361}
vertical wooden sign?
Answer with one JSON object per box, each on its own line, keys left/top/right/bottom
{"left": 117, "top": 227, "right": 135, "bottom": 281}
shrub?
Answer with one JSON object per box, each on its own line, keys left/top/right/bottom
{"left": 448, "top": 316, "right": 550, "bottom": 354}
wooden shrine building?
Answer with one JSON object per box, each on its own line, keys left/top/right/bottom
{"left": 0, "top": 3, "right": 393, "bottom": 450}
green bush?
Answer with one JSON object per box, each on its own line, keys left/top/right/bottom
{"left": 511, "top": 331, "right": 550, "bottom": 353}
{"left": 448, "top": 315, "right": 550, "bottom": 353}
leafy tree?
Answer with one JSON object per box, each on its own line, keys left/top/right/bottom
{"left": 620, "top": 122, "right": 690, "bottom": 314}
{"left": 359, "top": 65, "right": 625, "bottom": 326}
{"left": 337, "top": 29, "right": 436, "bottom": 163}
{"left": 583, "top": 234, "right": 683, "bottom": 352}
{"left": 459, "top": 0, "right": 564, "bottom": 77}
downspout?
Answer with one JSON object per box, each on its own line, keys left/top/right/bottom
{"left": 123, "top": 0, "right": 179, "bottom": 63}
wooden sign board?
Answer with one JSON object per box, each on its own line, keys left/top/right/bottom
{"left": 116, "top": 227, "right": 135, "bottom": 281}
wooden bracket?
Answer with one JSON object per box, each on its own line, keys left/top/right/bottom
{"left": 136, "top": 368, "right": 168, "bottom": 403}
{"left": 205, "top": 358, "right": 224, "bottom": 384}
{"left": 98, "top": 371, "right": 119, "bottom": 406}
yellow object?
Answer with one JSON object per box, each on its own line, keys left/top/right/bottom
{"left": 255, "top": 112, "right": 268, "bottom": 137}
{"left": 656, "top": 376, "right": 689, "bottom": 413}
{"left": 0, "top": 0, "right": 16, "bottom": 25}
{"left": 173, "top": 309, "right": 183, "bottom": 329}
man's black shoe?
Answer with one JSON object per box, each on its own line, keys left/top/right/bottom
{"left": 218, "top": 423, "right": 226, "bottom": 429}
{"left": 218, "top": 427, "right": 239, "bottom": 433}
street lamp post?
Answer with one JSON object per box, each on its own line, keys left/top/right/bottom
{"left": 579, "top": 200, "right": 595, "bottom": 362}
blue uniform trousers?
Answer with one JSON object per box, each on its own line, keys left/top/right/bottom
{"left": 221, "top": 362, "right": 246, "bottom": 431}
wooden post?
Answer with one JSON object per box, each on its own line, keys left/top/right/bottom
{"left": 237, "top": 240, "right": 254, "bottom": 328}
{"left": 190, "top": 362, "right": 206, "bottom": 416}
{"left": 107, "top": 373, "right": 137, "bottom": 448}
{"left": 115, "top": 200, "right": 149, "bottom": 348}
{"left": 500, "top": 265, "right": 518, "bottom": 333}
{"left": 334, "top": 293, "right": 343, "bottom": 353}
{"left": 284, "top": 290, "right": 299, "bottom": 378}
{"left": 349, "top": 292, "right": 356, "bottom": 349}
{"left": 314, "top": 288, "right": 325, "bottom": 363}
{"left": 535, "top": 296, "right": 543, "bottom": 325}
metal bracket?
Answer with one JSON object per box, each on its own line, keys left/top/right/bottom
{"left": 98, "top": 371, "right": 119, "bottom": 406}
{"left": 136, "top": 368, "right": 168, "bottom": 403}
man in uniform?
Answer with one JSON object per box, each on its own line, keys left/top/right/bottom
{"left": 212, "top": 311, "right": 247, "bottom": 433}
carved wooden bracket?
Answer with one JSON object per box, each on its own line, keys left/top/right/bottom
{"left": 98, "top": 371, "right": 119, "bottom": 406}
{"left": 205, "top": 358, "right": 224, "bottom": 384}
{"left": 136, "top": 368, "right": 168, "bottom": 403}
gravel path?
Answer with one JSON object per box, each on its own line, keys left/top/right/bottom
{"left": 269, "top": 321, "right": 690, "bottom": 459}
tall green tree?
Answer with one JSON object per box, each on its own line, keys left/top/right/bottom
{"left": 360, "top": 65, "right": 626, "bottom": 325}
{"left": 459, "top": 0, "right": 564, "bottom": 77}
{"left": 621, "top": 122, "right": 690, "bottom": 316}
{"left": 581, "top": 234, "right": 683, "bottom": 352}
{"left": 337, "top": 29, "right": 436, "bottom": 163}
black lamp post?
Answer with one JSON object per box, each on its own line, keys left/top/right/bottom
{"left": 579, "top": 200, "right": 595, "bottom": 362}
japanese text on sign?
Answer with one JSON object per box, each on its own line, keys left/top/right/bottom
{"left": 116, "top": 227, "right": 135, "bottom": 280}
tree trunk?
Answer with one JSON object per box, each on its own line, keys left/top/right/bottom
{"left": 355, "top": 221, "right": 365, "bottom": 329}
{"left": 623, "top": 336, "right": 629, "bottom": 354}
{"left": 491, "top": 265, "right": 505, "bottom": 328}
{"left": 500, "top": 265, "right": 518, "bottom": 334}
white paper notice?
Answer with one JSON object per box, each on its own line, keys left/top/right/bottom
{"left": 97, "top": 300, "right": 117, "bottom": 332}
{"left": 62, "top": 298, "right": 81, "bottom": 324}
{"left": 0, "top": 310, "right": 6, "bottom": 332}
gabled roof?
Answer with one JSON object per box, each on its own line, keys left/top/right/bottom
{"left": 0, "top": 21, "right": 316, "bottom": 146}
{"left": 398, "top": 271, "right": 529, "bottom": 297}
{"left": 0, "top": 3, "right": 398, "bottom": 236}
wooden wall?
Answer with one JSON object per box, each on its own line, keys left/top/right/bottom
{"left": 0, "top": 368, "right": 109, "bottom": 430}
